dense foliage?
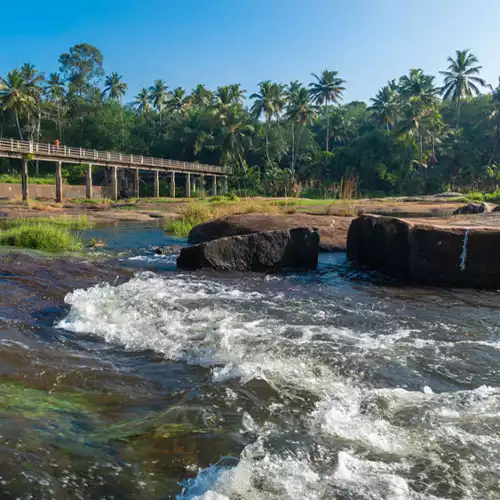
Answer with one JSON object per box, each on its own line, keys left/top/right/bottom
{"left": 1, "top": 43, "right": 500, "bottom": 196}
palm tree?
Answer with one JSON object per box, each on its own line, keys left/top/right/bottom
{"left": 399, "top": 69, "right": 437, "bottom": 105}
{"left": 0, "top": 69, "right": 33, "bottom": 139}
{"left": 168, "top": 87, "right": 189, "bottom": 117}
{"left": 227, "top": 83, "right": 246, "bottom": 105}
{"left": 309, "top": 70, "right": 346, "bottom": 151}
{"left": 286, "top": 87, "right": 316, "bottom": 172}
{"left": 149, "top": 79, "right": 168, "bottom": 126}
{"left": 440, "top": 49, "right": 486, "bottom": 129}
{"left": 45, "top": 73, "right": 66, "bottom": 140}
{"left": 134, "top": 88, "right": 150, "bottom": 117}
{"left": 370, "top": 83, "right": 401, "bottom": 131}
{"left": 220, "top": 106, "right": 254, "bottom": 193}
{"left": 20, "top": 63, "right": 44, "bottom": 142}
{"left": 103, "top": 72, "right": 127, "bottom": 146}
{"left": 103, "top": 72, "right": 127, "bottom": 101}
{"left": 188, "top": 84, "right": 213, "bottom": 108}
{"left": 285, "top": 81, "right": 303, "bottom": 171}
{"left": 250, "top": 80, "right": 279, "bottom": 163}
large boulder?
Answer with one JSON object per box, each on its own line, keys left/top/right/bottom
{"left": 347, "top": 214, "right": 500, "bottom": 288}
{"left": 177, "top": 227, "right": 319, "bottom": 272}
{"left": 453, "top": 202, "right": 495, "bottom": 215}
{"left": 187, "top": 213, "right": 351, "bottom": 252}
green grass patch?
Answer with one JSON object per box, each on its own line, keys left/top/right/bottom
{"left": 69, "top": 198, "right": 110, "bottom": 205}
{"left": 0, "top": 173, "right": 58, "bottom": 185}
{"left": 0, "top": 220, "right": 84, "bottom": 251}
{"left": 3, "top": 216, "right": 92, "bottom": 230}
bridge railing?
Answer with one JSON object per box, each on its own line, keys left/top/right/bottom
{"left": 0, "top": 139, "right": 229, "bottom": 174}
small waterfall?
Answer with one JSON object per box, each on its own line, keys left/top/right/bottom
{"left": 460, "top": 228, "right": 470, "bottom": 272}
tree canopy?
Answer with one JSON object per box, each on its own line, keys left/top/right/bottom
{"left": 1, "top": 43, "right": 499, "bottom": 197}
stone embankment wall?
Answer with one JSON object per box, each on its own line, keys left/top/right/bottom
{"left": 0, "top": 183, "right": 104, "bottom": 199}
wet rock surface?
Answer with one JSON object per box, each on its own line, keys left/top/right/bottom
{"left": 347, "top": 214, "right": 500, "bottom": 288}
{"left": 178, "top": 227, "right": 320, "bottom": 272}
{"left": 187, "top": 213, "right": 350, "bottom": 252}
{"left": 453, "top": 202, "right": 496, "bottom": 215}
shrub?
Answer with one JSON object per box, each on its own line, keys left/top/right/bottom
{"left": 0, "top": 220, "right": 83, "bottom": 251}
{"left": 466, "top": 191, "right": 484, "bottom": 202}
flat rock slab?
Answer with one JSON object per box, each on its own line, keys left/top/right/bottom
{"left": 187, "top": 213, "right": 351, "bottom": 252}
{"left": 347, "top": 214, "right": 500, "bottom": 288}
{"left": 178, "top": 227, "right": 319, "bottom": 272}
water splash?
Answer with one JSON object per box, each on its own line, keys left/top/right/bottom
{"left": 460, "top": 227, "right": 470, "bottom": 272}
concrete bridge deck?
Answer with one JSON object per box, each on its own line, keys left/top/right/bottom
{"left": 0, "top": 139, "right": 229, "bottom": 201}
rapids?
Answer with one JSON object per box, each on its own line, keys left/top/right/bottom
{"left": 0, "top": 223, "right": 499, "bottom": 499}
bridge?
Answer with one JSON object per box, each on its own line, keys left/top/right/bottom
{"left": 0, "top": 138, "right": 230, "bottom": 201}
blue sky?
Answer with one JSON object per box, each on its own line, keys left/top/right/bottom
{"left": 1, "top": 0, "right": 499, "bottom": 103}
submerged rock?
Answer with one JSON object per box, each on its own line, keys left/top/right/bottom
{"left": 347, "top": 214, "right": 500, "bottom": 288}
{"left": 453, "top": 202, "right": 495, "bottom": 215}
{"left": 155, "top": 245, "right": 184, "bottom": 255}
{"left": 178, "top": 227, "right": 319, "bottom": 272}
{"left": 187, "top": 213, "right": 350, "bottom": 252}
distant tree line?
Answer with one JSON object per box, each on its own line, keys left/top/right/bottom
{"left": 1, "top": 43, "right": 500, "bottom": 196}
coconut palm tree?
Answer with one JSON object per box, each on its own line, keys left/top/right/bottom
{"left": 250, "top": 80, "right": 279, "bottom": 163}
{"left": 45, "top": 73, "right": 66, "bottom": 140}
{"left": 286, "top": 87, "right": 316, "bottom": 172}
{"left": 309, "top": 70, "right": 346, "bottom": 151}
{"left": 167, "top": 87, "right": 189, "bottom": 117}
{"left": 103, "top": 72, "right": 127, "bottom": 146}
{"left": 148, "top": 79, "right": 169, "bottom": 126}
{"left": 188, "top": 84, "right": 213, "bottom": 108}
{"left": 285, "top": 81, "right": 303, "bottom": 171}
{"left": 370, "top": 83, "right": 401, "bottom": 131}
{"left": 398, "top": 69, "right": 437, "bottom": 105}
{"left": 20, "top": 63, "right": 44, "bottom": 142}
{"left": 103, "top": 72, "right": 127, "bottom": 102}
{"left": 227, "top": 83, "right": 246, "bottom": 105}
{"left": 133, "top": 88, "right": 150, "bottom": 118}
{"left": 0, "top": 69, "right": 33, "bottom": 139}
{"left": 440, "top": 49, "right": 486, "bottom": 129}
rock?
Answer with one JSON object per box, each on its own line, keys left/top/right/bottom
{"left": 453, "top": 202, "right": 495, "bottom": 215}
{"left": 187, "top": 213, "right": 351, "bottom": 252}
{"left": 347, "top": 214, "right": 500, "bottom": 288}
{"left": 177, "top": 228, "right": 319, "bottom": 272}
{"left": 155, "top": 245, "right": 184, "bottom": 255}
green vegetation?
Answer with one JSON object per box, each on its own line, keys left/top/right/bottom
{"left": 0, "top": 219, "right": 83, "bottom": 251}
{"left": 0, "top": 173, "right": 56, "bottom": 184}
{"left": 2, "top": 44, "right": 500, "bottom": 197}
{"left": 466, "top": 189, "right": 500, "bottom": 204}
{"left": 164, "top": 199, "right": 280, "bottom": 237}
{"left": 3, "top": 215, "right": 91, "bottom": 230}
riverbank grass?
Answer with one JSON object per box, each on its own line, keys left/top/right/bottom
{"left": 0, "top": 218, "right": 87, "bottom": 251}
{"left": 164, "top": 199, "right": 281, "bottom": 237}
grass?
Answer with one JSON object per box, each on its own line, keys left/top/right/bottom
{"left": 0, "top": 219, "right": 84, "bottom": 251}
{"left": 164, "top": 198, "right": 281, "bottom": 237}
{"left": 0, "top": 173, "right": 58, "bottom": 185}
{"left": 466, "top": 189, "right": 500, "bottom": 204}
{"left": 3, "top": 215, "right": 92, "bottom": 230}
{"left": 70, "top": 198, "right": 111, "bottom": 206}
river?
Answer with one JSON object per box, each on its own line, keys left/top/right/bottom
{"left": 0, "top": 222, "right": 499, "bottom": 499}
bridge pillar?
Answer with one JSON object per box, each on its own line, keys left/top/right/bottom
{"left": 86, "top": 164, "right": 93, "bottom": 199}
{"left": 170, "top": 172, "right": 176, "bottom": 198}
{"left": 21, "top": 159, "right": 29, "bottom": 201}
{"left": 134, "top": 169, "right": 140, "bottom": 198}
{"left": 185, "top": 173, "right": 191, "bottom": 198}
{"left": 200, "top": 175, "right": 205, "bottom": 197}
{"left": 154, "top": 170, "right": 160, "bottom": 198}
{"left": 56, "top": 161, "right": 63, "bottom": 203}
{"left": 111, "top": 166, "right": 118, "bottom": 201}
{"left": 223, "top": 176, "right": 228, "bottom": 195}
{"left": 212, "top": 176, "right": 217, "bottom": 196}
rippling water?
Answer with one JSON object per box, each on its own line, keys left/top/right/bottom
{"left": 0, "top": 224, "right": 499, "bottom": 499}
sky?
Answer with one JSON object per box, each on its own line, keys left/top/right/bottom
{"left": 1, "top": 0, "right": 500, "bottom": 104}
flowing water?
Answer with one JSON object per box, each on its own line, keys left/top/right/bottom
{"left": 0, "top": 223, "right": 499, "bottom": 499}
